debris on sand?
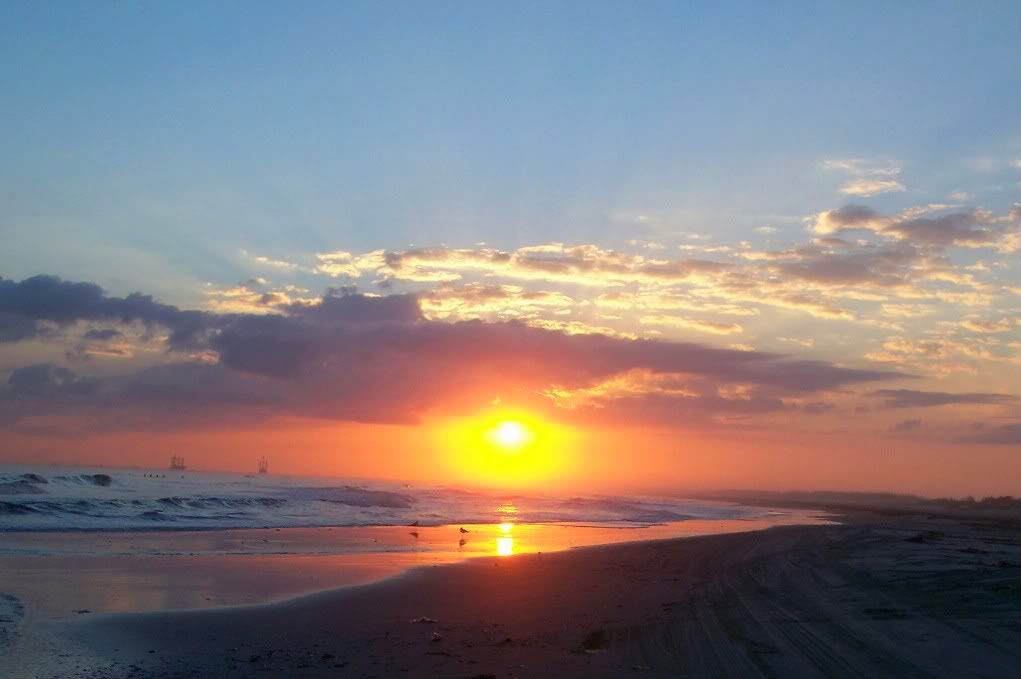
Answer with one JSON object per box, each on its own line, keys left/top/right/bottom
{"left": 410, "top": 616, "right": 435, "bottom": 624}
{"left": 580, "top": 628, "right": 609, "bottom": 652}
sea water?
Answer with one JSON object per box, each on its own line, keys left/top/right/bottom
{"left": 0, "top": 463, "right": 757, "bottom": 532}
{"left": 0, "top": 463, "right": 827, "bottom": 632}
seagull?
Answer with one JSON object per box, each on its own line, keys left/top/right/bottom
{"left": 409, "top": 531, "right": 419, "bottom": 538}
{"left": 459, "top": 527, "right": 469, "bottom": 534}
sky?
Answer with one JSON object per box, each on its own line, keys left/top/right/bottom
{"left": 1, "top": 2, "right": 1018, "bottom": 496}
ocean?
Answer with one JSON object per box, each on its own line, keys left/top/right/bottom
{"left": 0, "top": 463, "right": 758, "bottom": 532}
{"left": 0, "top": 462, "right": 827, "bottom": 658}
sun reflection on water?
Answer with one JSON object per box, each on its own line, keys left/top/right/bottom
{"left": 496, "top": 518, "right": 515, "bottom": 555}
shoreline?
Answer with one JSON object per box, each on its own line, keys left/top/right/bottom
{"left": 0, "top": 510, "right": 829, "bottom": 612}
{"left": 1, "top": 512, "right": 831, "bottom": 678}
{"left": 18, "top": 508, "right": 1021, "bottom": 678}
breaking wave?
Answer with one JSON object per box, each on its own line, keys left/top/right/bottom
{"left": 0, "top": 465, "right": 753, "bottom": 531}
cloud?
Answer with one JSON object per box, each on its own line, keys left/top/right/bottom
{"left": 378, "top": 244, "right": 730, "bottom": 288}
{"left": 5, "top": 364, "right": 100, "bottom": 398}
{"left": 954, "top": 422, "right": 1021, "bottom": 445}
{"left": 812, "top": 205, "right": 889, "bottom": 236}
{"left": 772, "top": 240, "right": 921, "bottom": 288}
{"left": 811, "top": 205, "right": 1016, "bottom": 251}
{"left": 594, "top": 291, "right": 757, "bottom": 317}
{"left": 893, "top": 418, "right": 922, "bottom": 432}
{"left": 741, "top": 216, "right": 1015, "bottom": 314}
{"left": 280, "top": 202, "right": 1016, "bottom": 334}
{"left": 204, "top": 281, "right": 315, "bottom": 315}
{"left": 802, "top": 401, "right": 835, "bottom": 415}
{"left": 285, "top": 289, "right": 422, "bottom": 324}
{"left": 81, "top": 328, "right": 121, "bottom": 341}
{"left": 839, "top": 179, "right": 906, "bottom": 197}
{"left": 420, "top": 283, "right": 574, "bottom": 321}
{"left": 315, "top": 250, "right": 386, "bottom": 278}
{"left": 778, "top": 337, "right": 815, "bottom": 348}
{"left": 874, "top": 389, "right": 1017, "bottom": 409}
{"left": 0, "top": 275, "right": 218, "bottom": 350}
{"left": 961, "top": 318, "right": 1013, "bottom": 334}
{"left": 822, "top": 158, "right": 905, "bottom": 197}
{"left": 0, "top": 275, "right": 908, "bottom": 431}
{"left": 864, "top": 335, "right": 1017, "bottom": 370}
{"left": 879, "top": 304, "right": 932, "bottom": 318}
{"left": 238, "top": 250, "right": 310, "bottom": 273}
{"left": 885, "top": 213, "right": 1008, "bottom": 249}
{"left": 638, "top": 315, "right": 743, "bottom": 335}
{"left": 208, "top": 307, "right": 894, "bottom": 394}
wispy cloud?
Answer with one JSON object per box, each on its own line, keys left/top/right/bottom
{"left": 961, "top": 318, "right": 1014, "bottom": 334}
{"left": 638, "top": 314, "right": 743, "bottom": 335}
{"left": 838, "top": 178, "right": 907, "bottom": 197}
{"left": 874, "top": 389, "right": 1017, "bottom": 409}
{"left": 822, "top": 157, "right": 906, "bottom": 196}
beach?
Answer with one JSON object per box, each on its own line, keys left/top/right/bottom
{"left": 4, "top": 5, "right": 1020, "bottom": 678}
{"left": 14, "top": 509, "right": 1017, "bottom": 679}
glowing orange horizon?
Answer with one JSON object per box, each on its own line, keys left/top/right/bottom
{"left": 434, "top": 408, "right": 579, "bottom": 487}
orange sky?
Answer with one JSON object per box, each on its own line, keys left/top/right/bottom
{"left": 2, "top": 412, "right": 1017, "bottom": 497}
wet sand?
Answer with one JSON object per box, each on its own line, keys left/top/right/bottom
{"left": 43, "top": 511, "right": 1021, "bottom": 678}
{"left": 0, "top": 516, "right": 822, "bottom": 615}
{"left": 0, "top": 514, "right": 826, "bottom": 678}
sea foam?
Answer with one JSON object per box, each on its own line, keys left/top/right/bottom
{"left": 0, "top": 464, "right": 753, "bottom": 532}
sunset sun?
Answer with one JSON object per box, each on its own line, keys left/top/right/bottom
{"left": 435, "top": 409, "right": 580, "bottom": 487}
{"left": 492, "top": 420, "right": 528, "bottom": 449}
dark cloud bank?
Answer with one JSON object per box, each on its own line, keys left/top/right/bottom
{"left": 0, "top": 274, "right": 1011, "bottom": 440}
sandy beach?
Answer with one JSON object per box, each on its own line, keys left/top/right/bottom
{"left": 28, "top": 511, "right": 1018, "bottom": 679}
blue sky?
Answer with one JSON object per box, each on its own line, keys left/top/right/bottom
{"left": 2, "top": 1, "right": 1018, "bottom": 297}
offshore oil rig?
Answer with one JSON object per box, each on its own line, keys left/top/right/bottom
{"left": 169, "top": 455, "right": 186, "bottom": 471}
{"left": 258, "top": 456, "right": 269, "bottom": 474}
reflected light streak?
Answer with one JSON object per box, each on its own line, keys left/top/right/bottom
{"left": 496, "top": 536, "right": 514, "bottom": 556}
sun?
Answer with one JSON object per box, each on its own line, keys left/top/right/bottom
{"left": 435, "top": 409, "right": 579, "bottom": 486}
{"left": 491, "top": 420, "right": 528, "bottom": 449}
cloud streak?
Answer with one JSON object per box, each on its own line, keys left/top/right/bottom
{"left": 822, "top": 158, "right": 906, "bottom": 197}
{"left": 874, "top": 389, "right": 1017, "bottom": 409}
